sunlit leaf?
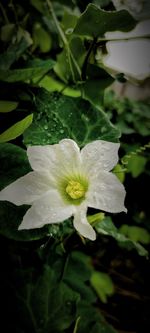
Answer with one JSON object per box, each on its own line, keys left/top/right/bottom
{"left": 119, "top": 224, "right": 150, "bottom": 244}
{"left": 0, "top": 114, "right": 33, "bottom": 143}
{"left": 127, "top": 155, "right": 147, "bottom": 178}
{"left": 96, "top": 217, "right": 148, "bottom": 257}
{"left": 91, "top": 271, "right": 114, "bottom": 303}
{"left": 0, "top": 100, "right": 18, "bottom": 113}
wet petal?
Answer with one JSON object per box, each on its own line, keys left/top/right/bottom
{"left": 19, "top": 189, "right": 75, "bottom": 230}
{"left": 73, "top": 205, "right": 96, "bottom": 240}
{"left": 27, "top": 139, "right": 81, "bottom": 176}
{"left": 81, "top": 140, "right": 119, "bottom": 174}
{"left": 87, "top": 171, "right": 127, "bottom": 213}
{"left": 0, "top": 171, "right": 52, "bottom": 205}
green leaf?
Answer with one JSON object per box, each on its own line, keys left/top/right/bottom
{"left": 23, "top": 90, "right": 120, "bottom": 147}
{"left": 0, "top": 114, "right": 33, "bottom": 143}
{"left": 82, "top": 78, "right": 113, "bottom": 107}
{"left": 30, "top": 0, "right": 46, "bottom": 14}
{"left": 0, "top": 59, "right": 55, "bottom": 82}
{"left": 81, "top": 64, "right": 113, "bottom": 107}
{"left": 32, "top": 23, "right": 52, "bottom": 53}
{"left": 113, "top": 163, "right": 125, "bottom": 183}
{"left": 0, "top": 100, "right": 18, "bottom": 113}
{"left": 127, "top": 155, "right": 147, "bottom": 178}
{"left": 63, "top": 251, "right": 96, "bottom": 302}
{"left": 76, "top": 301, "right": 117, "bottom": 333}
{"left": 0, "top": 143, "right": 31, "bottom": 189}
{"left": 74, "top": 4, "right": 136, "bottom": 39}
{"left": 0, "top": 24, "right": 15, "bottom": 42}
{"left": 38, "top": 75, "right": 81, "bottom": 97}
{"left": 0, "top": 37, "right": 31, "bottom": 70}
{"left": 0, "top": 264, "right": 79, "bottom": 332}
{"left": 96, "top": 217, "right": 148, "bottom": 257}
{"left": 61, "top": 9, "right": 79, "bottom": 37}
{"left": 119, "top": 225, "right": 150, "bottom": 245}
{"left": 54, "top": 37, "right": 86, "bottom": 83}
{"left": 91, "top": 271, "right": 114, "bottom": 303}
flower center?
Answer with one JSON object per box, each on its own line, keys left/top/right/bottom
{"left": 66, "top": 180, "right": 85, "bottom": 200}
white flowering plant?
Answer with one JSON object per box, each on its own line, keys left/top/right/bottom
{"left": 0, "top": 1, "right": 149, "bottom": 332}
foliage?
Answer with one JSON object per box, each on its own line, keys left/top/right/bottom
{"left": 0, "top": 0, "right": 150, "bottom": 332}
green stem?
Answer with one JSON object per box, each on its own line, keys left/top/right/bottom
{"left": 0, "top": 2, "right": 9, "bottom": 23}
{"left": 46, "top": 0, "right": 82, "bottom": 81}
{"left": 73, "top": 316, "right": 81, "bottom": 333}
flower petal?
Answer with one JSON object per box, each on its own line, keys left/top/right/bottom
{"left": 18, "top": 205, "right": 48, "bottom": 230}
{"left": 105, "top": 20, "right": 150, "bottom": 40}
{"left": 73, "top": 205, "right": 96, "bottom": 240}
{"left": 103, "top": 39, "right": 150, "bottom": 82}
{"left": 81, "top": 140, "right": 119, "bottom": 174}
{"left": 19, "top": 189, "right": 75, "bottom": 230}
{"left": 87, "top": 171, "right": 127, "bottom": 213}
{"left": 27, "top": 139, "right": 81, "bottom": 176}
{"left": 34, "top": 190, "right": 75, "bottom": 221}
{"left": 0, "top": 171, "right": 52, "bottom": 205}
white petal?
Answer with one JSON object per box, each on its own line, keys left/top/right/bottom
{"left": 18, "top": 205, "right": 48, "bottom": 230}
{"left": 81, "top": 140, "right": 119, "bottom": 174}
{"left": 27, "top": 145, "right": 58, "bottom": 173}
{"left": 105, "top": 20, "right": 150, "bottom": 40}
{"left": 34, "top": 190, "right": 75, "bottom": 221}
{"left": 19, "top": 189, "right": 75, "bottom": 230}
{"left": 27, "top": 139, "right": 81, "bottom": 176}
{"left": 73, "top": 205, "right": 96, "bottom": 241}
{"left": 103, "top": 39, "right": 150, "bottom": 82}
{"left": 111, "top": 0, "right": 147, "bottom": 19}
{"left": 0, "top": 171, "right": 52, "bottom": 205}
{"left": 87, "top": 171, "right": 127, "bottom": 213}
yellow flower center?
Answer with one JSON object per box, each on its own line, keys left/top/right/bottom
{"left": 66, "top": 180, "right": 86, "bottom": 200}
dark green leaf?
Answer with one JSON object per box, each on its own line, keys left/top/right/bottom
{"left": 0, "top": 59, "right": 55, "bottom": 82}
{"left": 24, "top": 90, "right": 120, "bottom": 147}
{"left": 0, "top": 264, "right": 79, "bottom": 332}
{"left": 76, "top": 301, "right": 117, "bottom": 333}
{"left": 63, "top": 251, "right": 96, "bottom": 302}
{"left": 96, "top": 217, "right": 148, "bottom": 257}
{"left": 74, "top": 4, "right": 136, "bottom": 39}
{"left": 0, "top": 38, "right": 31, "bottom": 70}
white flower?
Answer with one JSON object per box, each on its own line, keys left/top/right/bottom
{"left": 98, "top": 20, "right": 150, "bottom": 83}
{"left": 0, "top": 139, "right": 127, "bottom": 240}
{"left": 111, "top": 0, "right": 147, "bottom": 19}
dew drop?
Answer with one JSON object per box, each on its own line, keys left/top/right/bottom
{"left": 60, "top": 129, "right": 64, "bottom": 134}
{"left": 65, "top": 28, "right": 73, "bottom": 35}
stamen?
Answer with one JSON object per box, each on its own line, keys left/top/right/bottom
{"left": 66, "top": 180, "right": 85, "bottom": 199}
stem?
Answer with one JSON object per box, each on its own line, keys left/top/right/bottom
{"left": 73, "top": 316, "right": 81, "bottom": 333}
{"left": 46, "top": 0, "right": 82, "bottom": 81}
{"left": 82, "top": 37, "right": 97, "bottom": 80}
{"left": 0, "top": 2, "right": 9, "bottom": 23}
